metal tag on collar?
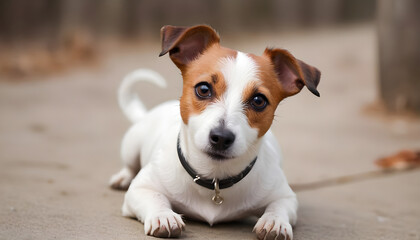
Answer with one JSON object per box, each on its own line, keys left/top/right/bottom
{"left": 211, "top": 179, "right": 224, "bottom": 205}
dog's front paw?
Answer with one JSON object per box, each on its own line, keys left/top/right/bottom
{"left": 253, "top": 213, "right": 293, "bottom": 240}
{"left": 144, "top": 210, "right": 185, "bottom": 238}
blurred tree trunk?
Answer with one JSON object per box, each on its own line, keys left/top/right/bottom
{"left": 377, "top": 0, "right": 420, "bottom": 114}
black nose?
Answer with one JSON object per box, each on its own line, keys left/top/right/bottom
{"left": 209, "top": 128, "right": 235, "bottom": 151}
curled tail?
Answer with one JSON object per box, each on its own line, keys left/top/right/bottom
{"left": 118, "top": 69, "right": 167, "bottom": 123}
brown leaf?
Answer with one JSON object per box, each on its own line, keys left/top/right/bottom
{"left": 375, "top": 150, "right": 420, "bottom": 170}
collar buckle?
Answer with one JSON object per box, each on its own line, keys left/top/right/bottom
{"left": 211, "top": 179, "right": 224, "bottom": 205}
{"left": 177, "top": 134, "right": 257, "bottom": 204}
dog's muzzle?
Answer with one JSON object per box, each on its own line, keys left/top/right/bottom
{"left": 209, "top": 126, "right": 235, "bottom": 151}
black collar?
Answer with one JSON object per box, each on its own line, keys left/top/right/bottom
{"left": 177, "top": 136, "right": 257, "bottom": 190}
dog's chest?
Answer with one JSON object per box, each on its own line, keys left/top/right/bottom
{"left": 169, "top": 183, "right": 259, "bottom": 225}
{"left": 173, "top": 198, "right": 248, "bottom": 225}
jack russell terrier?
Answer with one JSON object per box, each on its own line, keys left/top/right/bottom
{"left": 110, "top": 25, "right": 320, "bottom": 240}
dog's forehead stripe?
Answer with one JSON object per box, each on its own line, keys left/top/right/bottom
{"left": 220, "top": 52, "right": 260, "bottom": 94}
{"left": 220, "top": 52, "right": 260, "bottom": 110}
{"left": 218, "top": 51, "right": 280, "bottom": 138}
{"left": 218, "top": 52, "right": 260, "bottom": 124}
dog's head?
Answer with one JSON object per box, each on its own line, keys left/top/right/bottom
{"left": 160, "top": 25, "right": 320, "bottom": 163}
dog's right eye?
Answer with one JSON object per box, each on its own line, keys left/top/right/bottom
{"left": 249, "top": 94, "right": 268, "bottom": 111}
{"left": 195, "top": 82, "right": 212, "bottom": 99}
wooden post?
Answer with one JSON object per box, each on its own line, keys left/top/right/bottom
{"left": 377, "top": 0, "right": 420, "bottom": 114}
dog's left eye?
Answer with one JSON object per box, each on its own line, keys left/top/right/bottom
{"left": 195, "top": 82, "right": 212, "bottom": 99}
{"left": 250, "top": 94, "right": 268, "bottom": 111}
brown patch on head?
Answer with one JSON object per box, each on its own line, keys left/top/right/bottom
{"left": 179, "top": 45, "right": 237, "bottom": 124}
{"left": 243, "top": 49, "right": 321, "bottom": 137}
{"left": 243, "top": 54, "right": 284, "bottom": 137}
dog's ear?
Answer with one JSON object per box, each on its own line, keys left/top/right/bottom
{"left": 264, "top": 48, "right": 320, "bottom": 98}
{"left": 159, "top": 25, "right": 220, "bottom": 71}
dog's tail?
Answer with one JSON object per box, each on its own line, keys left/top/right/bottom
{"left": 118, "top": 69, "right": 167, "bottom": 123}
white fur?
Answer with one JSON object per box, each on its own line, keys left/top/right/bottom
{"left": 110, "top": 54, "right": 297, "bottom": 239}
{"left": 118, "top": 69, "right": 167, "bottom": 123}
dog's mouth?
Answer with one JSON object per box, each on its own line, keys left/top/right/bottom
{"left": 205, "top": 150, "right": 234, "bottom": 161}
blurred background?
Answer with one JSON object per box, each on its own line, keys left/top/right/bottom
{"left": 0, "top": 0, "right": 376, "bottom": 40}
{"left": 1, "top": 1, "right": 419, "bottom": 239}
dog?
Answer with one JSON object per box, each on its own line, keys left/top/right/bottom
{"left": 109, "top": 25, "right": 320, "bottom": 240}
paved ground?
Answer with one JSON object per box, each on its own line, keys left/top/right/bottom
{"left": 1, "top": 24, "right": 420, "bottom": 240}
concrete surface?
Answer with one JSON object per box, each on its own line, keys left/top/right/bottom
{"left": 1, "top": 24, "right": 420, "bottom": 240}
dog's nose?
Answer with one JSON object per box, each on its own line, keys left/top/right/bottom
{"left": 209, "top": 128, "right": 235, "bottom": 151}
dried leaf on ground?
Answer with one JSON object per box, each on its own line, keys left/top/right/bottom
{"left": 375, "top": 150, "right": 420, "bottom": 170}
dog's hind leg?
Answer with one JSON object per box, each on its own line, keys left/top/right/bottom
{"left": 109, "top": 124, "right": 143, "bottom": 190}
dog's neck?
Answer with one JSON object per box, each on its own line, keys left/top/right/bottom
{"left": 179, "top": 124, "right": 260, "bottom": 180}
